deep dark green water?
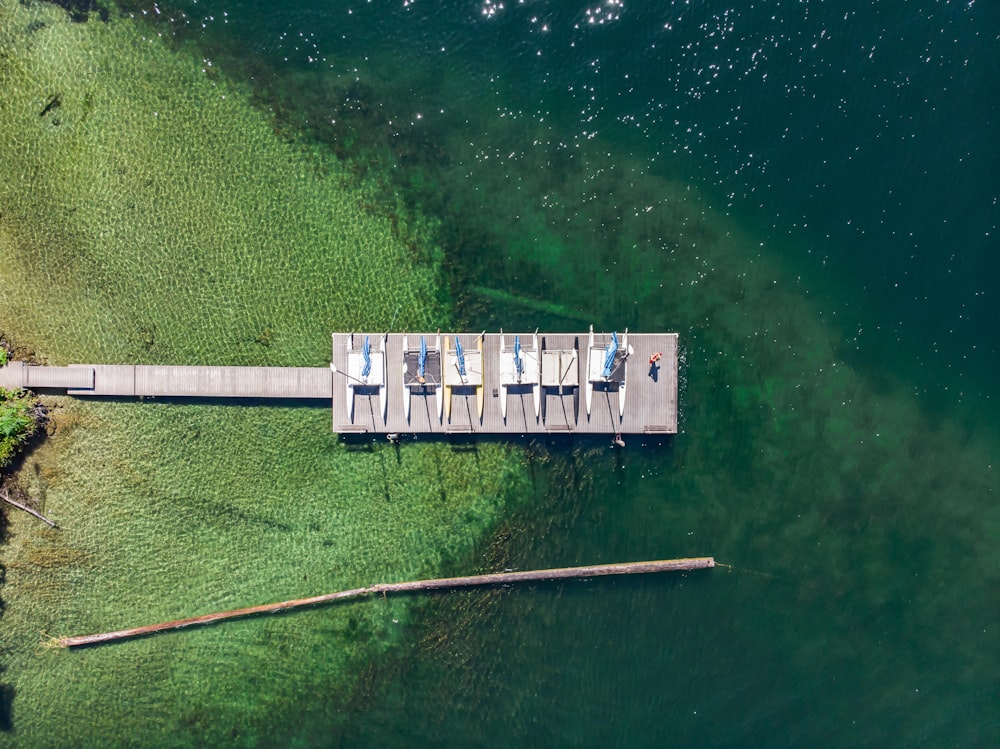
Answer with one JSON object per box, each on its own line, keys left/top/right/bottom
{"left": 2, "top": 0, "right": 998, "bottom": 746}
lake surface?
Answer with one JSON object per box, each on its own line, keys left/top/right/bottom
{"left": 0, "top": 0, "right": 997, "bottom": 746}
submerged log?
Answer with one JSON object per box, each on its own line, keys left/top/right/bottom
{"left": 0, "top": 489, "right": 57, "bottom": 528}
{"left": 471, "top": 286, "right": 590, "bottom": 322}
{"left": 54, "top": 557, "right": 714, "bottom": 648}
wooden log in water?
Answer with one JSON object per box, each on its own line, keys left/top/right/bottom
{"left": 0, "top": 489, "right": 58, "bottom": 528}
{"left": 54, "top": 557, "right": 714, "bottom": 648}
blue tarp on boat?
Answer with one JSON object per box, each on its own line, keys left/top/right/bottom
{"left": 361, "top": 335, "right": 372, "bottom": 379}
{"left": 455, "top": 336, "right": 467, "bottom": 378}
{"left": 602, "top": 331, "right": 619, "bottom": 378}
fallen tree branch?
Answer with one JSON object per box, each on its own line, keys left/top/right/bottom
{"left": 0, "top": 489, "right": 57, "bottom": 528}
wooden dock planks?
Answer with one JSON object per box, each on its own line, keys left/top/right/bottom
{"left": 65, "top": 365, "right": 332, "bottom": 399}
{"left": 0, "top": 361, "right": 96, "bottom": 391}
{"left": 334, "top": 332, "right": 677, "bottom": 436}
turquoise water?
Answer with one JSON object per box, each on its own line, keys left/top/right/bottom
{"left": 2, "top": 0, "right": 999, "bottom": 746}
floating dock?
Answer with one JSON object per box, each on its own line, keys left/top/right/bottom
{"left": 335, "top": 331, "right": 677, "bottom": 435}
{"left": 0, "top": 330, "right": 678, "bottom": 436}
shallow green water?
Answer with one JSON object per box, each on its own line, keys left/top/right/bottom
{"left": 2, "top": 1, "right": 999, "bottom": 747}
{"left": 4, "top": 399, "right": 527, "bottom": 747}
{"left": 0, "top": 3, "right": 527, "bottom": 746}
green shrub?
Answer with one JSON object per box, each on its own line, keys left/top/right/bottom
{"left": 0, "top": 388, "right": 40, "bottom": 468}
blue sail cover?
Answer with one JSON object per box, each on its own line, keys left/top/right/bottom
{"left": 361, "top": 335, "right": 372, "bottom": 379}
{"left": 419, "top": 336, "right": 427, "bottom": 379}
{"left": 514, "top": 335, "right": 524, "bottom": 378}
{"left": 602, "top": 331, "right": 619, "bottom": 378}
{"left": 455, "top": 336, "right": 467, "bottom": 378}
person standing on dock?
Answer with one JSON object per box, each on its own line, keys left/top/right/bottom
{"left": 648, "top": 351, "right": 662, "bottom": 381}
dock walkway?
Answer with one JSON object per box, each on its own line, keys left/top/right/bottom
{"left": 0, "top": 330, "right": 678, "bottom": 436}
{"left": 0, "top": 361, "right": 331, "bottom": 399}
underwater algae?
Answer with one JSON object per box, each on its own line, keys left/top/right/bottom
{"left": 338, "top": 140, "right": 1000, "bottom": 741}
{"left": 0, "top": 0, "right": 445, "bottom": 365}
{"left": 295, "top": 58, "right": 999, "bottom": 736}
{"left": 87, "top": 2, "right": 1000, "bottom": 743}
{"left": 0, "top": 0, "right": 998, "bottom": 745}
{"left": 0, "top": 2, "right": 529, "bottom": 746}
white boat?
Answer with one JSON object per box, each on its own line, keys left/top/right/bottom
{"left": 499, "top": 329, "right": 541, "bottom": 422}
{"left": 540, "top": 344, "right": 580, "bottom": 427}
{"left": 344, "top": 333, "right": 387, "bottom": 424}
{"left": 586, "top": 326, "right": 630, "bottom": 418}
{"left": 403, "top": 333, "right": 443, "bottom": 424}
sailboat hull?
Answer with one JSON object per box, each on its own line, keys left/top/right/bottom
{"left": 379, "top": 334, "right": 388, "bottom": 424}
{"left": 477, "top": 335, "right": 485, "bottom": 421}
{"left": 499, "top": 333, "right": 508, "bottom": 420}
{"left": 403, "top": 335, "right": 411, "bottom": 422}
{"left": 346, "top": 335, "right": 355, "bottom": 422}
{"left": 531, "top": 332, "right": 541, "bottom": 419}
{"left": 618, "top": 381, "right": 626, "bottom": 417}
{"left": 435, "top": 334, "right": 443, "bottom": 421}
{"left": 585, "top": 326, "right": 594, "bottom": 416}
{"left": 619, "top": 336, "right": 630, "bottom": 419}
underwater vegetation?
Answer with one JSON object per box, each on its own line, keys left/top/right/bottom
{"left": 0, "top": 2, "right": 528, "bottom": 745}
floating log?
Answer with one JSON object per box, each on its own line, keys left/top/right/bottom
{"left": 0, "top": 489, "right": 57, "bottom": 528}
{"left": 53, "top": 557, "right": 713, "bottom": 648}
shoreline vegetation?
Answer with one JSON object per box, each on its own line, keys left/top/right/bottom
{"left": 0, "top": 339, "right": 47, "bottom": 474}
{"left": 0, "top": 336, "right": 51, "bottom": 527}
